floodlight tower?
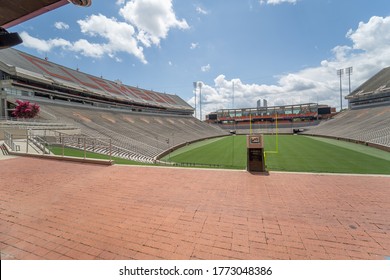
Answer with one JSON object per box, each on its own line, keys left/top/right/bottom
{"left": 198, "top": 82, "right": 203, "bottom": 121}
{"left": 232, "top": 81, "right": 235, "bottom": 109}
{"left": 346, "top": 66, "right": 353, "bottom": 94}
{"left": 193, "top": 82, "right": 197, "bottom": 119}
{"left": 337, "top": 69, "right": 344, "bottom": 111}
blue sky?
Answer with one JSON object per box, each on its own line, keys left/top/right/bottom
{"left": 10, "top": 0, "right": 390, "bottom": 118}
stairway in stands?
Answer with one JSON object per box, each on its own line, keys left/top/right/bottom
{"left": 1, "top": 143, "right": 9, "bottom": 156}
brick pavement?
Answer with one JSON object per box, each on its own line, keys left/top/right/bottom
{"left": 0, "top": 157, "right": 389, "bottom": 260}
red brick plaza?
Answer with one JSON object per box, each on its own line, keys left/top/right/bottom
{"left": 1, "top": 157, "right": 389, "bottom": 260}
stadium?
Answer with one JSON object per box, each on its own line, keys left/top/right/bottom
{"left": 1, "top": 0, "right": 390, "bottom": 262}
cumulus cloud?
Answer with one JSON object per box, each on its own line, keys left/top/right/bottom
{"left": 54, "top": 21, "right": 70, "bottom": 30}
{"left": 190, "top": 42, "right": 199, "bottom": 50}
{"left": 189, "top": 15, "right": 390, "bottom": 119}
{"left": 347, "top": 16, "right": 390, "bottom": 52}
{"left": 201, "top": 64, "right": 211, "bottom": 72}
{"left": 196, "top": 6, "right": 208, "bottom": 15}
{"left": 19, "top": 32, "right": 71, "bottom": 52}
{"left": 19, "top": 32, "right": 52, "bottom": 52}
{"left": 77, "top": 14, "right": 146, "bottom": 63}
{"left": 21, "top": 0, "right": 187, "bottom": 64}
{"left": 260, "top": 0, "right": 298, "bottom": 5}
{"left": 71, "top": 39, "right": 107, "bottom": 58}
{"left": 21, "top": 14, "right": 146, "bottom": 63}
{"left": 119, "top": 0, "right": 189, "bottom": 47}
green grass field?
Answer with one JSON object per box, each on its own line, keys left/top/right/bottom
{"left": 162, "top": 135, "right": 390, "bottom": 174}
{"left": 48, "top": 135, "right": 390, "bottom": 174}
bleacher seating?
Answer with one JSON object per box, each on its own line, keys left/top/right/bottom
{"left": 0, "top": 48, "right": 193, "bottom": 113}
{"left": 349, "top": 67, "right": 390, "bottom": 97}
{"left": 346, "top": 66, "right": 390, "bottom": 109}
{"left": 303, "top": 105, "right": 390, "bottom": 149}
{"left": 0, "top": 48, "right": 230, "bottom": 162}
{"left": 2, "top": 48, "right": 389, "bottom": 159}
{"left": 38, "top": 101, "right": 228, "bottom": 163}
{"left": 303, "top": 67, "right": 390, "bottom": 150}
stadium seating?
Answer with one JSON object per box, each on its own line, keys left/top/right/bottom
{"left": 0, "top": 48, "right": 193, "bottom": 113}
{"left": 349, "top": 67, "right": 390, "bottom": 97}
{"left": 2, "top": 48, "right": 389, "bottom": 160}
{"left": 37, "top": 101, "right": 228, "bottom": 162}
{"left": 0, "top": 48, "right": 230, "bottom": 162}
{"left": 218, "top": 120, "right": 321, "bottom": 135}
{"left": 303, "top": 105, "right": 390, "bottom": 149}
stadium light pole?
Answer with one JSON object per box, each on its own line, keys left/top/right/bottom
{"left": 199, "top": 82, "right": 203, "bottom": 121}
{"left": 193, "top": 82, "right": 197, "bottom": 119}
{"left": 346, "top": 66, "right": 353, "bottom": 110}
{"left": 337, "top": 69, "right": 344, "bottom": 111}
{"left": 346, "top": 66, "right": 353, "bottom": 94}
{"left": 232, "top": 81, "right": 235, "bottom": 109}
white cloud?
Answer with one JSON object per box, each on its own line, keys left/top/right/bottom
{"left": 19, "top": 32, "right": 52, "bottom": 52}
{"left": 54, "top": 21, "right": 70, "bottom": 30}
{"left": 196, "top": 7, "right": 208, "bottom": 15}
{"left": 21, "top": 14, "right": 147, "bottom": 64}
{"left": 201, "top": 64, "right": 211, "bottom": 72}
{"left": 71, "top": 39, "right": 107, "bottom": 58}
{"left": 347, "top": 16, "right": 390, "bottom": 52}
{"left": 77, "top": 14, "right": 146, "bottom": 63}
{"left": 189, "top": 15, "right": 390, "bottom": 119}
{"left": 260, "top": 0, "right": 298, "bottom": 5}
{"left": 119, "top": 0, "right": 189, "bottom": 47}
{"left": 20, "top": 0, "right": 188, "bottom": 64}
{"left": 21, "top": 31, "right": 107, "bottom": 59}
{"left": 19, "top": 32, "right": 71, "bottom": 52}
{"left": 190, "top": 42, "right": 199, "bottom": 50}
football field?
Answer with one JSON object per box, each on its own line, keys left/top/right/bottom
{"left": 163, "top": 135, "right": 390, "bottom": 174}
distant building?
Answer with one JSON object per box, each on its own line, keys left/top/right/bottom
{"left": 257, "top": 99, "right": 268, "bottom": 108}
